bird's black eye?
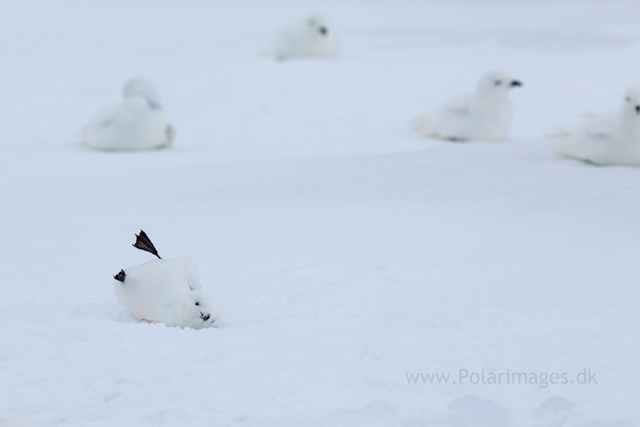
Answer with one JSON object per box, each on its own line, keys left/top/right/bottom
{"left": 494, "top": 80, "right": 502, "bottom": 86}
{"left": 195, "top": 302, "right": 200, "bottom": 306}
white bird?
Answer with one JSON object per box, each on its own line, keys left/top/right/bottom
{"left": 271, "top": 13, "right": 339, "bottom": 60}
{"left": 113, "top": 231, "right": 218, "bottom": 329}
{"left": 412, "top": 70, "right": 522, "bottom": 142}
{"left": 82, "top": 78, "right": 175, "bottom": 151}
{"left": 548, "top": 86, "right": 640, "bottom": 166}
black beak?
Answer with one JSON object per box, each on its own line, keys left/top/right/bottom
{"left": 635, "top": 105, "right": 640, "bottom": 115}
{"left": 200, "top": 312, "right": 210, "bottom": 322}
{"left": 510, "top": 80, "right": 523, "bottom": 87}
{"left": 319, "top": 26, "right": 328, "bottom": 36}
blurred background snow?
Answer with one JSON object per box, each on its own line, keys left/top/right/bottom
{"left": 0, "top": 1, "right": 639, "bottom": 426}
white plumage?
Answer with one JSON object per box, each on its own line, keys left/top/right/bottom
{"left": 271, "top": 13, "right": 339, "bottom": 60}
{"left": 412, "top": 70, "right": 522, "bottom": 142}
{"left": 113, "top": 232, "right": 218, "bottom": 330}
{"left": 82, "top": 78, "right": 175, "bottom": 151}
{"left": 548, "top": 86, "right": 640, "bottom": 166}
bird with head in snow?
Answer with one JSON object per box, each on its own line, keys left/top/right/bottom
{"left": 547, "top": 86, "right": 640, "bottom": 166}
{"left": 271, "top": 13, "right": 339, "bottom": 61}
{"left": 412, "top": 70, "right": 522, "bottom": 142}
{"left": 113, "top": 231, "right": 219, "bottom": 329}
{"left": 82, "top": 78, "right": 175, "bottom": 151}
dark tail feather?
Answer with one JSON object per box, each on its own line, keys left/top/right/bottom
{"left": 133, "top": 230, "right": 162, "bottom": 259}
{"left": 114, "top": 270, "right": 126, "bottom": 282}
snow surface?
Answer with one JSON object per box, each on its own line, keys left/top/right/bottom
{"left": 0, "top": 0, "right": 639, "bottom": 426}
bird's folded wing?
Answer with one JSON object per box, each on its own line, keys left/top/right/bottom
{"left": 183, "top": 258, "right": 202, "bottom": 292}
{"left": 583, "top": 114, "right": 614, "bottom": 140}
{"left": 88, "top": 97, "right": 149, "bottom": 130}
{"left": 442, "top": 95, "right": 472, "bottom": 116}
{"left": 87, "top": 105, "right": 119, "bottom": 129}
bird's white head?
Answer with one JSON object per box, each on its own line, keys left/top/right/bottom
{"left": 476, "top": 70, "right": 522, "bottom": 96}
{"left": 304, "top": 13, "right": 330, "bottom": 38}
{"left": 184, "top": 292, "right": 219, "bottom": 329}
{"left": 621, "top": 86, "right": 640, "bottom": 117}
{"left": 122, "top": 78, "right": 163, "bottom": 109}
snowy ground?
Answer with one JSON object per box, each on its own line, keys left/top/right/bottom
{"left": 0, "top": 0, "right": 639, "bottom": 426}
